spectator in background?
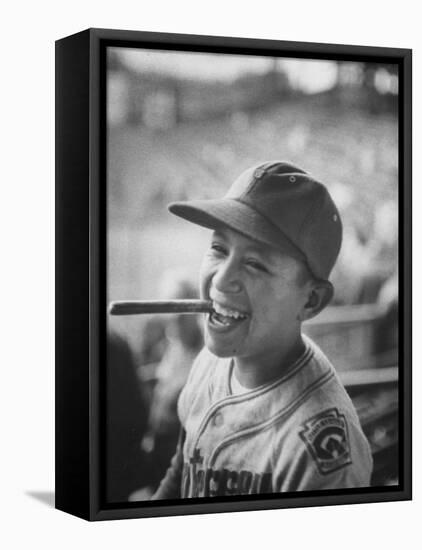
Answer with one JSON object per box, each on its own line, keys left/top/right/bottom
{"left": 330, "top": 183, "right": 373, "bottom": 304}
{"left": 130, "top": 270, "right": 203, "bottom": 500}
{"left": 330, "top": 184, "right": 398, "bottom": 306}
{"left": 107, "top": 330, "right": 149, "bottom": 502}
{"left": 359, "top": 200, "right": 398, "bottom": 304}
{"left": 375, "top": 267, "right": 399, "bottom": 357}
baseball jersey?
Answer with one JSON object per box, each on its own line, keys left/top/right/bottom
{"left": 153, "top": 336, "right": 373, "bottom": 499}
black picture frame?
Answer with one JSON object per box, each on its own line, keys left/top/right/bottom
{"left": 55, "top": 27, "right": 412, "bottom": 521}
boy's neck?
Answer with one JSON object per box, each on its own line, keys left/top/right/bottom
{"left": 233, "top": 335, "right": 306, "bottom": 389}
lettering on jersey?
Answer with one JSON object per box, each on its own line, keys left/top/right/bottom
{"left": 299, "top": 408, "right": 352, "bottom": 475}
{"left": 182, "top": 448, "right": 272, "bottom": 497}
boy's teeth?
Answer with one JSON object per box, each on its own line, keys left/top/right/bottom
{"left": 213, "top": 302, "right": 246, "bottom": 319}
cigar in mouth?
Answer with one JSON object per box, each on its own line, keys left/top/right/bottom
{"left": 108, "top": 299, "right": 213, "bottom": 316}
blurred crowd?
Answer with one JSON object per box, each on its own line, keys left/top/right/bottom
{"left": 330, "top": 183, "right": 398, "bottom": 308}
{"left": 330, "top": 185, "right": 398, "bottom": 357}
{"left": 107, "top": 271, "right": 203, "bottom": 502}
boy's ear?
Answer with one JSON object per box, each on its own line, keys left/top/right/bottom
{"left": 300, "top": 280, "right": 334, "bottom": 321}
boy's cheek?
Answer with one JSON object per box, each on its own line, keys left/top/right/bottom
{"left": 199, "top": 285, "right": 209, "bottom": 300}
{"left": 198, "top": 261, "right": 213, "bottom": 299}
{"left": 198, "top": 276, "right": 210, "bottom": 300}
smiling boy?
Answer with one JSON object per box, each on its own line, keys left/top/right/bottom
{"left": 152, "top": 161, "right": 373, "bottom": 499}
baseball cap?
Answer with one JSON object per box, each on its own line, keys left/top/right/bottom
{"left": 168, "top": 161, "right": 342, "bottom": 280}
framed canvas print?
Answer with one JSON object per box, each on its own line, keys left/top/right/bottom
{"left": 55, "top": 28, "right": 412, "bottom": 521}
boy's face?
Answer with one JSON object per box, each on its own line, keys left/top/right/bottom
{"left": 199, "top": 227, "right": 312, "bottom": 367}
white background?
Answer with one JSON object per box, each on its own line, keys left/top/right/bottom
{"left": 0, "top": 1, "right": 419, "bottom": 548}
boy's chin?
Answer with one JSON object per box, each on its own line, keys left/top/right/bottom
{"left": 204, "top": 336, "right": 238, "bottom": 359}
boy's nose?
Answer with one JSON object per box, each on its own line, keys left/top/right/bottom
{"left": 212, "top": 259, "right": 242, "bottom": 294}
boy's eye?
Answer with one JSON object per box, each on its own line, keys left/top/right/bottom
{"left": 210, "top": 243, "right": 227, "bottom": 255}
{"left": 246, "top": 259, "right": 268, "bottom": 273}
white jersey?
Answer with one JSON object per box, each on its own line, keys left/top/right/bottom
{"left": 176, "top": 337, "right": 373, "bottom": 497}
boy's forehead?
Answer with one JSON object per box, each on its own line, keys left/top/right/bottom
{"left": 211, "top": 227, "right": 299, "bottom": 263}
{"left": 212, "top": 227, "right": 263, "bottom": 250}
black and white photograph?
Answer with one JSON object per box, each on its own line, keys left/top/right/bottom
{"left": 4, "top": 0, "right": 421, "bottom": 545}
{"left": 105, "top": 43, "right": 404, "bottom": 506}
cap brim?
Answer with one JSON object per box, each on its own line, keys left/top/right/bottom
{"left": 168, "top": 198, "right": 307, "bottom": 263}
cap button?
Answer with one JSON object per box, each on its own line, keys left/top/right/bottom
{"left": 254, "top": 167, "right": 266, "bottom": 179}
{"left": 289, "top": 175, "right": 296, "bottom": 183}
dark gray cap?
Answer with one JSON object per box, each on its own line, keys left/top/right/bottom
{"left": 169, "top": 161, "right": 342, "bottom": 280}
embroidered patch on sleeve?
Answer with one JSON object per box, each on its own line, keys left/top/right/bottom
{"left": 299, "top": 408, "right": 352, "bottom": 475}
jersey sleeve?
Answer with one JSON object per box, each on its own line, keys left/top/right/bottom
{"left": 274, "top": 407, "right": 373, "bottom": 492}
